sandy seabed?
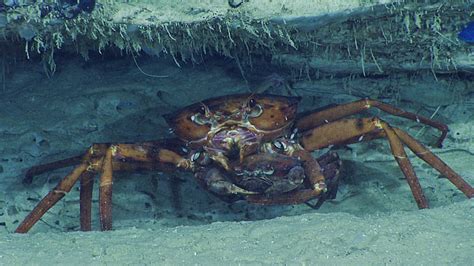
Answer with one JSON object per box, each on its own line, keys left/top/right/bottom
{"left": 3, "top": 201, "right": 474, "bottom": 265}
{"left": 0, "top": 53, "right": 473, "bottom": 265}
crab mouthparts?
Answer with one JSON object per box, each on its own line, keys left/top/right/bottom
{"left": 224, "top": 140, "right": 240, "bottom": 159}
{"left": 212, "top": 128, "right": 259, "bottom": 158}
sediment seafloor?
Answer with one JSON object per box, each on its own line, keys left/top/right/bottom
{"left": 1, "top": 0, "right": 474, "bottom": 265}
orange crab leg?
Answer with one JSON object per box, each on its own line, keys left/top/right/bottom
{"left": 301, "top": 118, "right": 426, "bottom": 206}
{"left": 300, "top": 118, "right": 381, "bottom": 150}
{"left": 16, "top": 142, "right": 190, "bottom": 233}
{"left": 78, "top": 144, "right": 190, "bottom": 232}
{"left": 291, "top": 149, "right": 326, "bottom": 191}
{"left": 79, "top": 170, "right": 95, "bottom": 231}
{"left": 382, "top": 122, "right": 428, "bottom": 208}
{"left": 15, "top": 154, "right": 92, "bottom": 233}
{"left": 296, "top": 99, "right": 448, "bottom": 147}
{"left": 99, "top": 147, "right": 114, "bottom": 231}
{"left": 300, "top": 117, "right": 474, "bottom": 208}
{"left": 393, "top": 128, "right": 474, "bottom": 198}
{"left": 22, "top": 139, "right": 186, "bottom": 184}
{"left": 23, "top": 155, "right": 83, "bottom": 184}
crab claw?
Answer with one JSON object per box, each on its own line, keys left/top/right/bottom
{"left": 233, "top": 153, "right": 306, "bottom": 195}
{"left": 195, "top": 167, "right": 257, "bottom": 196}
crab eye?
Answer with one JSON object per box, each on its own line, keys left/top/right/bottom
{"left": 191, "top": 105, "right": 211, "bottom": 125}
{"left": 198, "top": 106, "right": 206, "bottom": 115}
{"left": 248, "top": 98, "right": 256, "bottom": 108}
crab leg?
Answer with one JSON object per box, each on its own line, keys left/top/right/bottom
{"left": 16, "top": 142, "right": 190, "bottom": 233}
{"left": 300, "top": 117, "right": 474, "bottom": 208}
{"left": 301, "top": 117, "right": 429, "bottom": 207}
{"left": 85, "top": 143, "right": 190, "bottom": 231}
{"left": 296, "top": 99, "right": 448, "bottom": 147}
{"left": 316, "top": 152, "right": 341, "bottom": 181}
{"left": 22, "top": 138, "right": 186, "bottom": 184}
{"left": 291, "top": 149, "right": 326, "bottom": 191}
{"left": 79, "top": 170, "right": 95, "bottom": 231}
{"left": 99, "top": 147, "right": 114, "bottom": 231}
{"left": 15, "top": 154, "right": 92, "bottom": 233}
{"left": 83, "top": 144, "right": 190, "bottom": 231}
{"left": 393, "top": 128, "right": 474, "bottom": 198}
{"left": 381, "top": 122, "right": 428, "bottom": 208}
{"left": 23, "top": 155, "right": 83, "bottom": 184}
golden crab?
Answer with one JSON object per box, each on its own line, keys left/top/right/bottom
{"left": 16, "top": 94, "right": 474, "bottom": 233}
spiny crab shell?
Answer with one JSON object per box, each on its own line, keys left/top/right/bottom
{"left": 164, "top": 94, "right": 300, "bottom": 166}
